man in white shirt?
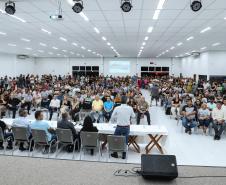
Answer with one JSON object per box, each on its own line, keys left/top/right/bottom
{"left": 212, "top": 101, "right": 226, "bottom": 140}
{"left": 49, "top": 95, "right": 61, "bottom": 121}
{"left": 12, "top": 109, "right": 31, "bottom": 151}
{"left": 110, "top": 96, "right": 135, "bottom": 159}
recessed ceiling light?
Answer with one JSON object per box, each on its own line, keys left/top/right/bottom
{"left": 52, "top": 46, "right": 58, "bottom": 50}
{"left": 41, "top": 28, "right": 51, "bottom": 35}
{"left": 153, "top": 10, "right": 160, "bottom": 20}
{"left": 157, "top": 0, "right": 166, "bottom": 10}
{"left": 186, "top": 36, "right": 194, "bottom": 41}
{"left": 177, "top": 42, "right": 183, "bottom": 46}
{"left": 142, "top": 42, "right": 146, "bottom": 46}
{"left": 92, "top": 51, "right": 96, "bottom": 54}
{"left": 102, "top": 36, "right": 107, "bottom": 41}
{"left": 59, "top": 37, "right": 67, "bottom": 42}
{"left": 212, "top": 42, "right": 221, "bottom": 46}
{"left": 144, "top": 36, "right": 149, "bottom": 41}
{"left": 40, "top": 42, "right": 47, "bottom": 47}
{"left": 0, "top": 31, "right": 7, "bottom": 35}
{"left": 87, "top": 49, "right": 92, "bottom": 52}
{"left": 170, "top": 46, "right": 175, "bottom": 50}
{"left": 141, "top": 46, "right": 144, "bottom": 49}
{"left": 200, "top": 27, "right": 211, "bottom": 33}
{"left": 79, "top": 12, "right": 89, "bottom": 21}
{"left": 147, "top": 27, "right": 153, "bottom": 33}
{"left": 94, "top": 27, "right": 100, "bottom": 34}
{"left": 224, "top": 17, "right": 226, "bottom": 20}
{"left": 111, "top": 46, "right": 114, "bottom": 49}
{"left": 166, "top": 50, "right": 169, "bottom": 52}
{"left": 8, "top": 43, "right": 16, "bottom": 47}
{"left": 25, "top": 47, "right": 32, "bottom": 50}
{"left": 72, "top": 42, "right": 78, "bottom": 46}
{"left": 21, "top": 38, "right": 30, "bottom": 42}
{"left": 107, "top": 42, "right": 111, "bottom": 46}
{"left": 201, "top": 47, "right": 207, "bottom": 50}
{"left": 81, "top": 46, "right": 86, "bottom": 50}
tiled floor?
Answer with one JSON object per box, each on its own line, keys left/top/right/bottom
{"left": 1, "top": 90, "right": 226, "bottom": 167}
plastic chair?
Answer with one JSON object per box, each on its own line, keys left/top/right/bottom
{"left": 30, "top": 129, "right": 56, "bottom": 158}
{"left": 55, "top": 128, "right": 79, "bottom": 159}
{"left": 12, "top": 126, "right": 30, "bottom": 156}
{"left": 107, "top": 135, "right": 127, "bottom": 162}
{"left": 80, "top": 132, "right": 100, "bottom": 160}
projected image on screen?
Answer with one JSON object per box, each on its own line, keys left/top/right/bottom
{"left": 109, "top": 61, "right": 130, "bottom": 74}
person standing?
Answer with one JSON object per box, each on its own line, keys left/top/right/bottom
{"left": 137, "top": 97, "right": 151, "bottom": 125}
{"left": 110, "top": 96, "right": 135, "bottom": 159}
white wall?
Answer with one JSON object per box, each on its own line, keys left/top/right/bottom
{"left": 34, "top": 57, "right": 181, "bottom": 77}
{"left": 0, "top": 53, "right": 35, "bottom": 77}
{"left": 181, "top": 51, "right": 226, "bottom": 79}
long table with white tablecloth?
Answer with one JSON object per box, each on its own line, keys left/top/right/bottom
{"left": 2, "top": 118, "right": 168, "bottom": 154}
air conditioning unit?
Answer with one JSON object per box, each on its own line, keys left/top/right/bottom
{"left": 191, "top": 52, "right": 200, "bottom": 57}
{"left": 17, "top": 55, "right": 30, "bottom": 60}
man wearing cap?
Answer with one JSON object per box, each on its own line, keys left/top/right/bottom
{"left": 181, "top": 98, "right": 198, "bottom": 135}
{"left": 212, "top": 101, "right": 226, "bottom": 140}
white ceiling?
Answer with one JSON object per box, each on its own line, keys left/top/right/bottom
{"left": 0, "top": 0, "right": 225, "bottom": 58}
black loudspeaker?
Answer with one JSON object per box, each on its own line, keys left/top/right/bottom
{"left": 141, "top": 154, "right": 178, "bottom": 180}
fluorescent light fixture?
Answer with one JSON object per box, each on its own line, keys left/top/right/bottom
{"left": 0, "top": 31, "right": 7, "bottom": 35}
{"left": 40, "top": 42, "right": 47, "bottom": 47}
{"left": 81, "top": 46, "right": 86, "bottom": 50}
{"left": 52, "top": 46, "right": 58, "bottom": 50}
{"left": 147, "top": 27, "right": 153, "bottom": 33}
{"left": 59, "top": 37, "right": 67, "bottom": 42}
{"left": 177, "top": 42, "right": 183, "bottom": 46}
{"left": 212, "top": 42, "right": 221, "bottom": 46}
{"left": 185, "top": 53, "right": 190, "bottom": 55}
{"left": 21, "top": 38, "right": 30, "bottom": 42}
{"left": 170, "top": 46, "right": 175, "bottom": 50}
{"left": 141, "top": 46, "right": 144, "bottom": 49}
{"left": 201, "top": 47, "right": 207, "bottom": 50}
{"left": 107, "top": 42, "right": 111, "bottom": 46}
{"left": 111, "top": 46, "right": 114, "bottom": 49}
{"left": 157, "top": 0, "right": 166, "bottom": 10}
{"left": 144, "top": 36, "right": 149, "bottom": 41}
{"left": 186, "top": 36, "right": 194, "bottom": 41}
{"left": 153, "top": 10, "right": 160, "bottom": 20}
{"left": 87, "top": 49, "right": 92, "bottom": 52}
{"left": 200, "top": 27, "right": 211, "bottom": 33}
{"left": 72, "top": 42, "right": 78, "bottom": 46}
{"left": 37, "top": 50, "right": 44, "bottom": 53}
{"left": 102, "top": 36, "right": 107, "bottom": 41}
{"left": 41, "top": 28, "right": 51, "bottom": 35}
{"left": 79, "top": 12, "right": 89, "bottom": 21}
{"left": 8, "top": 43, "right": 16, "bottom": 47}
{"left": 142, "top": 42, "right": 146, "bottom": 46}
{"left": 224, "top": 17, "right": 226, "bottom": 20}
{"left": 25, "top": 47, "right": 32, "bottom": 50}
{"left": 94, "top": 27, "right": 100, "bottom": 34}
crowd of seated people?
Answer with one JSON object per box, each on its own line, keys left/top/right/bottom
{"left": 0, "top": 74, "right": 152, "bottom": 152}
{"left": 155, "top": 77, "right": 226, "bottom": 140}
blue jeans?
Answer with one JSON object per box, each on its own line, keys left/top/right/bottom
{"left": 90, "top": 111, "right": 104, "bottom": 123}
{"left": 114, "top": 126, "right": 130, "bottom": 144}
{"left": 182, "top": 117, "right": 196, "bottom": 130}
{"left": 212, "top": 121, "right": 226, "bottom": 137}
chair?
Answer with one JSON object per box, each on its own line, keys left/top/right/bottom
{"left": 30, "top": 129, "right": 56, "bottom": 158}
{"left": 55, "top": 128, "right": 79, "bottom": 159}
{"left": 80, "top": 132, "right": 100, "bottom": 160}
{"left": 0, "top": 127, "right": 6, "bottom": 155}
{"left": 12, "top": 126, "right": 30, "bottom": 156}
{"left": 107, "top": 135, "right": 127, "bottom": 162}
